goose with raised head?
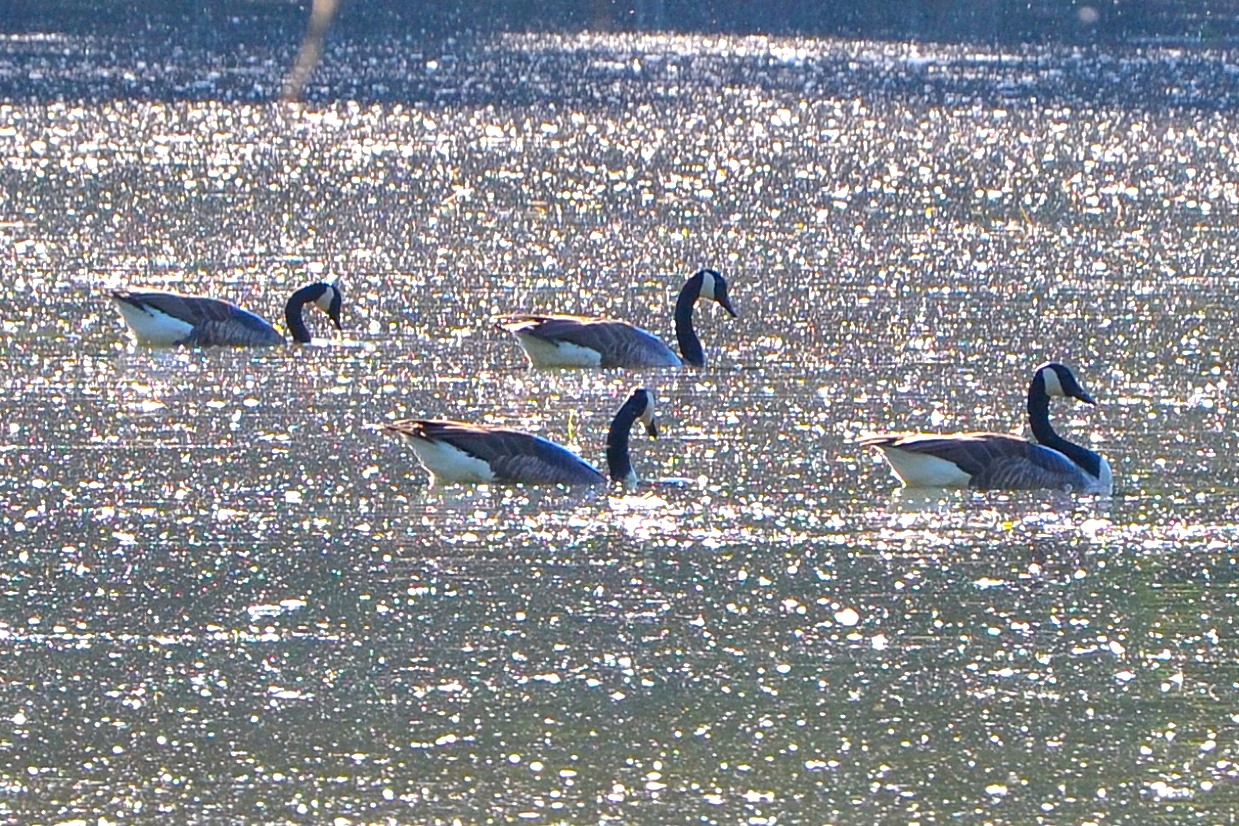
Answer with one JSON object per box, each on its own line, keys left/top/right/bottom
{"left": 496, "top": 268, "right": 738, "bottom": 368}
{"left": 110, "top": 281, "right": 343, "bottom": 347}
{"left": 861, "top": 362, "right": 1112, "bottom": 494}
{"left": 381, "top": 389, "right": 659, "bottom": 486}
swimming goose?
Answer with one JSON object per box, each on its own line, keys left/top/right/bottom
{"left": 861, "top": 362, "right": 1112, "bottom": 494}
{"left": 496, "top": 268, "right": 738, "bottom": 368}
{"left": 109, "top": 281, "right": 343, "bottom": 347}
{"left": 381, "top": 388, "right": 659, "bottom": 486}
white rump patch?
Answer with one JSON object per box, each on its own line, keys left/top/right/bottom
{"left": 408, "top": 438, "right": 497, "bottom": 485}
{"left": 113, "top": 300, "right": 195, "bottom": 346}
{"left": 513, "top": 334, "right": 603, "bottom": 368}
{"left": 876, "top": 446, "right": 973, "bottom": 488}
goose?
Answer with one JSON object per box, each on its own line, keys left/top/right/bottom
{"left": 381, "top": 388, "right": 659, "bottom": 486}
{"left": 109, "top": 281, "right": 343, "bottom": 347}
{"left": 496, "top": 268, "right": 738, "bottom": 368}
{"left": 861, "top": 362, "right": 1112, "bottom": 494}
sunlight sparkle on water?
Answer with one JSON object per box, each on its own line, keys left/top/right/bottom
{"left": 3, "top": 20, "right": 1239, "bottom": 826}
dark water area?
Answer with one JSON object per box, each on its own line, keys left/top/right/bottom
{"left": 3, "top": 2, "right": 1239, "bottom": 824}
{"left": 7, "top": 0, "right": 1239, "bottom": 44}
{"left": 3, "top": 1, "right": 1239, "bottom": 108}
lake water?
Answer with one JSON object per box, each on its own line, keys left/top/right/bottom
{"left": 3, "top": 9, "right": 1239, "bottom": 824}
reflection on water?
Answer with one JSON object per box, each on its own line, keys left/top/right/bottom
{"left": 3, "top": 17, "right": 1239, "bottom": 824}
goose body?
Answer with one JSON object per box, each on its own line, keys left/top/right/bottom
{"left": 382, "top": 389, "right": 659, "bottom": 486}
{"left": 862, "top": 362, "right": 1112, "bottom": 494}
{"left": 497, "top": 268, "right": 738, "bottom": 368}
{"left": 110, "top": 282, "right": 343, "bottom": 347}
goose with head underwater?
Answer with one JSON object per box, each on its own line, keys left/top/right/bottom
{"left": 381, "top": 389, "right": 659, "bottom": 486}
{"left": 109, "top": 280, "right": 343, "bottom": 347}
{"left": 496, "top": 268, "right": 738, "bottom": 368}
{"left": 860, "top": 362, "right": 1112, "bottom": 494}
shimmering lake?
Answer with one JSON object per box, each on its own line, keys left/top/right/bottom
{"left": 3, "top": 7, "right": 1239, "bottom": 823}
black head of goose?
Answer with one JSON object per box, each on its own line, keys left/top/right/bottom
{"left": 496, "top": 268, "right": 738, "bottom": 368}
{"left": 861, "top": 362, "right": 1112, "bottom": 494}
{"left": 110, "top": 281, "right": 343, "bottom": 347}
{"left": 381, "top": 389, "right": 659, "bottom": 486}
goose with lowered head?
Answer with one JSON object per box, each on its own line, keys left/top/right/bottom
{"left": 380, "top": 388, "right": 659, "bottom": 486}
{"left": 110, "top": 280, "right": 343, "bottom": 347}
{"left": 496, "top": 268, "right": 737, "bottom": 368}
{"left": 861, "top": 362, "right": 1112, "bottom": 494}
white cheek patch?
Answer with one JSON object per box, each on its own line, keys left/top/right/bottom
{"left": 698, "top": 270, "right": 717, "bottom": 300}
{"left": 114, "top": 300, "right": 195, "bottom": 346}
{"left": 315, "top": 288, "right": 336, "bottom": 313}
{"left": 877, "top": 447, "right": 973, "bottom": 488}
{"left": 1041, "top": 366, "right": 1066, "bottom": 397}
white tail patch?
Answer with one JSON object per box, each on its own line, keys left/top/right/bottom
{"left": 512, "top": 334, "right": 603, "bottom": 368}
{"left": 406, "top": 438, "right": 497, "bottom": 485}
{"left": 874, "top": 446, "right": 973, "bottom": 488}
{"left": 112, "top": 300, "right": 195, "bottom": 346}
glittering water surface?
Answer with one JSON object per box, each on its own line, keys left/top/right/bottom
{"left": 3, "top": 19, "right": 1239, "bottom": 824}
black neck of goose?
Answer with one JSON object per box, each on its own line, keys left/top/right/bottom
{"left": 1028, "top": 374, "right": 1102, "bottom": 475}
{"left": 674, "top": 276, "right": 705, "bottom": 366}
{"left": 605, "top": 395, "right": 645, "bottom": 482}
{"left": 284, "top": 286, "right": 318, "bottom": 344}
